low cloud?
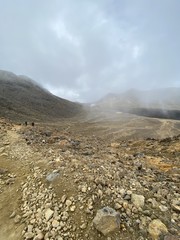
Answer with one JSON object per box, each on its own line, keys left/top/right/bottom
{"left": 0, "top": 0, "right": 180, "bottom": 102}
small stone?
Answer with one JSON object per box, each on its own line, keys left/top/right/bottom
{"left": 60, "top": 221, "right": 65, "bottom": 227}
{"left": 131, "top": 194, "right": 145, "bottom": 208}
{"left": 0, "top": 147, "right": 5, "bottom": 154}
{"left": 65, "top": 199, "right": 72, "bottom": 207}
{"left": 6, "top": 178, "right": 15, "bottom": 185}
{"left": 81, "top": 186, "right": 87, "bottom": 193}
{"left": 34, "top": 232, "right": 44, "bottom": 240}
{"left": 61, "top": 195, "right": 67, "bottom": 203}
{"left": 45, "top": 208, "right": 54, "bottom": 221}
{"left": 123, "top": 200, "right": 129, "bottom": 209}
{"left": 114, "top": 202, "right": 121, "bottom": 210}
{"left": 24, "top": 232, "right": 34, "bottom": 239}
{"left": 124, "top": 194, "right": 131, "bottom": 201}
{"left": 126, "top": 190, "right": 132, "bottom": 195}
{"left": 27, "top": 225, "right": 33, "bottom": 232}
{"left": 111, "top": 143, "right": 120, "bottom": 148}
{"left": 159, "top": 205, "right": 168, "bottom": 212}
{"left": 14, "top": 215, "right": 21, "bottom": 224}
{"left": 148, "top": 219, "right": 168, "bottom": 240}
{"left": 52, "top": 219, "right": 59, "bottom": 228}
{"left": 61, "top": 211, "right": 69, "bottom": 221}
{"left": 46, "top": 172, "right": 60, "bottom": 182}
{"left": 119, "top": 188, "right": 126, "bottom": 196}
{"left": 9, "top": 211, "right": 16, "bottom": 218}
{"left": 80, "top": 223, "right": 87, "bottom": 229}
{"left": 171, "top": 204, "right": 180, "bottom": 213}
{"left": 45, "top": 202, "right": 52, "bottom": 209}
{"left": 70, "top": 205, "right": 76, "bottom": 212}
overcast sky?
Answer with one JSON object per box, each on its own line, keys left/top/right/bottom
{"left": 0, "top": 0, "right": 180, "bottom": 102}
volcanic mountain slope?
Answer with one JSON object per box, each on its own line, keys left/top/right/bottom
{"left": 0, "top": 70, "right": 82, "bottom": 121}
{"left": 95, "top": 88, "right": 180, "bottom": 120}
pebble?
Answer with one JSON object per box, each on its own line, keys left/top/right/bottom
{"left": 61, "top": 195, "right": 67, "bottom": 203}
{"left": 24, "top": 232, "right": 34, "bottom": 239}
{"left": 70, "top": 205, "right": 76, "bottom": 212}
{"left": 81, "top": 186, "right": 87, "bottom": 193}
{"left": 80, "top": 223, "right": 87, "bottom": 229}
{"left": 65, "top": 199, "right": 72, "bottom": 207}
{"left": 52, "top": 219, "right": 59, "bottom": 228}
{"left": 14, "top": 215, "right": 21, "bottom": 224}
{"left": 34, "top": 232, "right": 44, "bottom": 240}
{"left": 9, "top": 211, "right": 16, "bottom": 218}
{"left": 159, "top": 205, "right": 168, "bottom": 212}
{"left": 131, "top": 194, "right": 145, "bottom": 208}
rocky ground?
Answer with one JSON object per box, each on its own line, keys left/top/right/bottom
{"left": 0, "top": 117, "right": 179, "bottom": 240}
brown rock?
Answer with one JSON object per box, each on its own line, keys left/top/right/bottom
{"left": 93, "top": 207, "right": 120, "bottom": 236}
{"left": 148, "top": 219, "right": 168, "bottom": 240}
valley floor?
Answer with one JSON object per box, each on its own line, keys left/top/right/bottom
{"left": 0, "top": 116, "right": 179, "bottom": 240}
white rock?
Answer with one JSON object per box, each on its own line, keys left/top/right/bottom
{"left": 61, "top": 195, "right": 67, "bottom": 203}
{"left": 159, "top": 205, "right": 168, "bottom": 212}
{"left": 52, "top": 219, "right": 59, "bottom": 228}
{"left": 27, "top": 224, "right": 33, "bottom": 232}
{"left": 9, "top": 211, "right": 16, "bottom": 218}
{"left": 65, "top": 199, "right": 72, "bottom": 207}
{"left": 34, "top": 232, "right": 44, "bottom": 240}
{"left": 45, "top": 208, "right": 54, "bottom": 221}
{"left": 62, "top": 211, "right": 69, "bottom": 221}
{"left": 24, "top": 232, "right": 34, "bottom": 239}
{"left": 57, "top": 237, "right": 63, "bottom": 240}
{"left": 70, "top": 205, "right": 76, "bottom": 212}
{"left": 131, "top": 194, "right": 145, "bottom": 208}
{"left": 81, "top": 186, "right": 87, "bottom": 193}
{"left": 14, "top": 215, "right": 21, "bottom": 224}
{"left": 80, "top": 223, "right": 87, "bottom": 229}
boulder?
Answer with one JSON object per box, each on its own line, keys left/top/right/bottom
{"left": 93, "top": 207, "right": 120, "bottom": 235}
{"left": 148, "top": 219, "right": 168, "bottom": 240}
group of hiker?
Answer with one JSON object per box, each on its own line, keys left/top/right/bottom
{"left": 24, "top": 121, "right": 35, "bottom": 126}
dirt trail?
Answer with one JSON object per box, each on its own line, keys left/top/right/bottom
{"left": 0, "top": 126, "right": 43, "bottom": 240}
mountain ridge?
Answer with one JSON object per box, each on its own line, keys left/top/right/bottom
{"left": 97, "top": 88, "right": 180, "bottom": 110}
{"left": 0, "top": 70, "right": 83, "bottom": 121}
{"left": 91, "top": 88, "right": 180, "bottom": 120}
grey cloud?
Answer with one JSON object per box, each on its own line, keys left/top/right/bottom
{"left": 0, "top": 0, "right": 179, "bottom": 102}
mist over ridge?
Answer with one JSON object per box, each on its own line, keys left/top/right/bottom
{"left": 0, "top": 0, "right": 180, "bottom": 102}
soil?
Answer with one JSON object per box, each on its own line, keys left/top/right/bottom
{"left": 0, "top": 114, "right": 179, "bottom": 240}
